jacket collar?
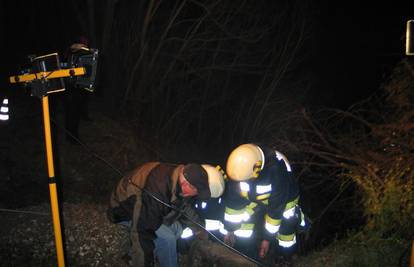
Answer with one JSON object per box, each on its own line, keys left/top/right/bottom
{"left": 170, "top": 164, "right": 184, "bottom": 203}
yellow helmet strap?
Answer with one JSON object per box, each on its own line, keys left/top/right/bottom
{"left": 252, "top": 160, "right": 263, "bottom": 178}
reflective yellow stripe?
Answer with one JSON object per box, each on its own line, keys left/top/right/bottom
{"left": 247, "top": 202, "right": 258, "bottom": 209}
{"left": 245, "top": 202, "right": 257, "bottom": 216}
{"left": 262, "top": 199, "right": 269, "bottom": 205}
{"left": 240, "top": 191, "right": 248, "bottom": 198}
{"left": 224, "top": 207, "right": 245, "bottom": 223}
{"left": 256, "top": 193, "right": 270, "bottom": 201}
{"left": 265, "top": 213, "right": 281, "bottom": 226}
{"left": 239, "top": 223, "right": 254, "bottom": 230}
{"left": 225, "top": 207, "right": 245, "bottom": 215}
{"left": 265, "top": 213, "right": 281, "bottom": 234}
{"left": 278, "top": 233, "right": 295, "bottom": 241}
{"left": 234, "top": 223, "right": 254, "bottom": 238}
{"left": 224, "top": 213, "right": 244, "bottom": 223}
{"left": 278, "top": 234, "right": 296, "bottom": 248}
{"left": 285, "top": 197, "right": 299, "bottom": 210}
{"left": 224, "top": 207, "right": 250, "bottom": 223}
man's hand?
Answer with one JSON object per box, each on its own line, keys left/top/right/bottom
{"left": 259, "top": 240, "right": 270, "bottom": 258}
{"left": 223, "top": 232, "right": 235, "bottom": 246}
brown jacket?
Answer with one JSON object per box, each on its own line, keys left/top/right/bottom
{"left": 108, "top": 162, "right": 200, "bottom": 256}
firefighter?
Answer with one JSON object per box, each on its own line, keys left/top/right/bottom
{"left": 107, "top": 162, "right": 225, "bottom": 267}
{"left": 64, "top": 36, "right": 92, "bottom": 144}
{"left": 0, "top": 98, "right": 9, "bottom": 122}
{"left": 180, "top": 165, "right": 226, "bottom": 244}
{"left": 0, "top": 97, "right": 12, "bottom": 182}
{"left": 222, "top": 143, "right": 308, "bottom": 263}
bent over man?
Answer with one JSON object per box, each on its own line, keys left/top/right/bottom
{"left": 107, "top": 162, "right": 224, "bottom": 267}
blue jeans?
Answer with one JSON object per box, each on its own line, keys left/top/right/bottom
{"left": 154, "top": 221, "right": 183, "bottom": 267}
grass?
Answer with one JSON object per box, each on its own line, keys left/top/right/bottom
{"left": 293, "top": 234, "right": 411, "bottom": 267}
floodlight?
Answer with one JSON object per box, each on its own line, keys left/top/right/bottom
{"left": 7, "top": 46, "right": 98, "bottom": 267}
{"left": 70, "top": 49, "right": 99, "bottom": 92}
{"left": 406, "top": 20, "right": 414, "bottom": 56}
{"left": 9, "top": 52, "right": 91, "bottom": 97}
{"left": 30, "top": 53, "right": 65, "bottom": 96}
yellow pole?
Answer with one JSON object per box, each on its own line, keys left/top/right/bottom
{"left": 411, "top": 239, "right": 414, "bottom": 267}
{"left": 41, "top": 96, "right": 66, "bottom": 267}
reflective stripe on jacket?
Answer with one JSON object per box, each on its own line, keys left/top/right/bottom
{"left": 223, "top": 146, "right": 300, "bottom": 241}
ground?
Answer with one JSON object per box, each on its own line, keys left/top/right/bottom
{"left": 0, "top": 97, "right": 260, "bottom": 267}
{"left": 0, "top": 202, "right": 263, "bottom": 267}
{"left": 0, "top": 203, "right": 125, "bottom": 266}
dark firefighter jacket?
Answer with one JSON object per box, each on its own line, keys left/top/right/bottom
{"left": 223, "top": 146, "right": 300, "bottom": 241}
{"left": 193, "top": 197, "right": 225, "bottom": 232}
{"left": 107, "top": 162, "right": 201, "bottom": 254}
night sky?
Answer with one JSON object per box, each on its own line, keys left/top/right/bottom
{"left": 1, "top": 2, "right": 411, "bottom": 108}
{"left": 309, "top": 3, "right": 411, "bottom": 108}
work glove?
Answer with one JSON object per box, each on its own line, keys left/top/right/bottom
{"left": 163, "top": 201, "right": 201, "bottom": 226}
{"left": 178, "top": 201, "right": 203, "bottom": 227}
{"left": 162, "top": 209, "right": 181, "bottom": 226}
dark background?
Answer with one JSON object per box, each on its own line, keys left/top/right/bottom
{"left": 0, "top": 0, "right": 412, "bottom": 195}
{"left": 1, "top": 1, "right": 412, "bottom": 185}
{"left": 310, "top": 3, "right": 411, "bottom": 108}
{"left": 1, "top": 2, "right": 411, "bottom": 108}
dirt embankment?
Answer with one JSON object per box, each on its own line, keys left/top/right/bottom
{"left": 0, "top": 202, "right": 263, "bottom": 267}
{"left": 0, "top": 99, "right": 258, "bottom": 267}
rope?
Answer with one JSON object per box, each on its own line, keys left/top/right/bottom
{"left": 50, "top": 118, "right": 268, "bottom": 267}
{"left": 50, "top": 117, "right": 123, "bottom": 176}
{"left": 0, "top": 208, "right": 49, "bottom": 216}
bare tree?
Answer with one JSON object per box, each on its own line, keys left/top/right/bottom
{"left": 279, "top": 59, "right": 414, "bottom": 240}
{"left": 96, "top": 1, "right": 314, "bottom": 152}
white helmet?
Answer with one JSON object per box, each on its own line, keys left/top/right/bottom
{"left": 226, "top": 144, "right": 265, "bottom": 181}
{"left": 201, "top": 164, "right": 225, "bottom": 198}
